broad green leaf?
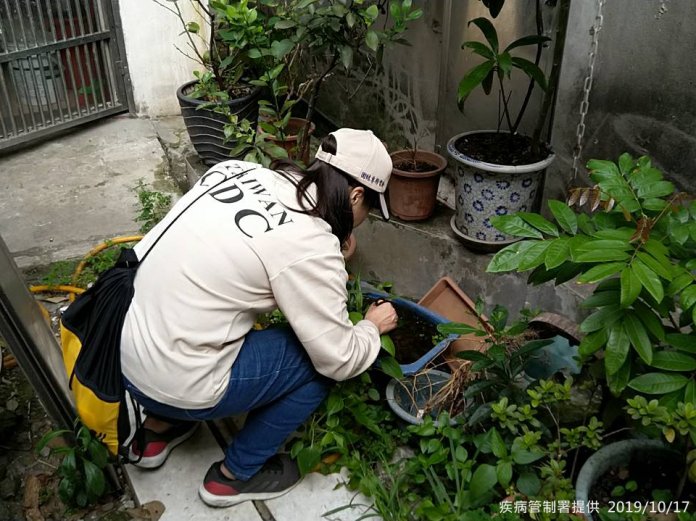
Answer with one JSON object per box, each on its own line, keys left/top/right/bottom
{"left": 380, "top": 356, "right": 403, "bottom": 379}
{"left": 593, "top": 228, "right": 636, "bottom": 241}
{"left": 667, "top": 274, "right": 693, "bottom": 297}
{"left": 637, "top": 181, "right": 674, "bottom": 199}
{"left": 517, "top": 472, "right": 541, "bottom": 497}
{"left": 577, "top": 262, "right": 626, "bottom": 284}
{"left": 36, "top": 429, "right": 72, "bottom": 454}
{"left": 491, "top": 215, "right": 543, "bottom": 239}
{"left": 462, "top": 41, "right": 495, "bottom": 59}
{"left": 518, "top": 212, "right": 559, "bottom": 237}
{"left": 624, "top": 314, "right": 653, "bottom": 364}
{"left": 340, "top": 45, "right": 353, "bottom": 69}
{"left": 84, "top": 459, "right": 105, "bottom": 497}
{"left": 576, "top": 239, "right": 633, "bottom": 251}
{"left": 511, "top": 57, "right": 547, "bottom": 90}
{"left": 470, "top": 464, "right": 498, "bottom": 500}
{"left": 490, "top": 428, "right": 507, "bottom": 458}
{"left": 545, "top": 237, "right": 570, "bottom": 269}
{"left": 468, "top": 17, "right": 498, "bottom": 53}
{"left": 634, "top": 301, "right": 665, "bottom": 341}
{"left": 349, "top": 311, "right": 363, "bottom": 324}
{"left": 497, "top": 461, "right": 513, "bottom": 488}
{"left": 365, "top": 30, "right": 379, "bottom": 51}
{"left": 587, "top": 159, "right": 621, "bottom": 182}
{"left": 575, "top": 250, "right": 631, "bottom": 263}
{"left": 578, "top": 329, "right": 609, "bottom": 356}
{"left": 548, "top": 200, "right": 578, "bottom": 235}
{"left": 636, "top": 252, "right": 672, "bottom": 281}
{"left": 518, "top": 241, "right": 552, "bottom": 271}
{"left": 455, "top": 351, "right": 490, "bottom": 362}
{"left": 498, "top": 52, "right": 512, "bottom": 78}
{"left": 650, "top": 351, "right": 696, "bottom": 372}
{"left": 620, "top": 267, "right": 642, "bottom": 308}
{"left": 607, "top": 358, "right": 631, "bottom": 396}
{"left": 628, "top": 373, "right": 689, "bottom": 395}
{"left": 458, "top": 61, "right": 495, "bottom": 104}
{"left": 618, "top": 153, "right": 635, "bottom": 175}
{"left": 512, "top": 450, "right": 545, "bottom": 464}
{"left": 605, "top": 322, "right": 630, "bottom": 375}
{"left": 568, "top": 235, "right": 592, "bottom": 260}
{"left": 297, "top": 446, "right": 322, "bottom": 475}
{"left": 685, "top": 381, "right": 696, "bottom": 406}
{"left": 437, "top": 322, "right": 481, "bottom": 335}
{"left": 580, "top": 290, "right": 620, "bottom": 308}
{"left": 486, "top": 240, "right": 537, "bottom": 273}
{"left": 504, "top": 34, "right": 551, "bottom": 53}
{"left": 580, "top": 305, "right": 624, "bottom": 334}
{"left": 681, "top": 285, "right": 696, "bottom": 311}
{"left": 88, "top": 440, "right": 109, "bottom": 468}
{"left": 365, "top": 4, "right": 379, "bottom": 20}
{"left": 665, "top": 334, "right": 696, "bottom": 353}
{"left": 380, "top": 335, "right": 395, "bottom": 356}
{"left": 274, "top": 20, "right": 297, "bottom": 29}
{"left": 632, "top": 260, "right": 665, "bottom": 303}
{"left": 270, "top": 39, "right": 294, "bottom": 59}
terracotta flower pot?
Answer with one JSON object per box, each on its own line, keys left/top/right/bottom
{"left": 262, "top": 117, "right": 316, "bottom": 164}
{"left": 388, "top": 150, "right": 447, "bottom": 221}
{"left": 418, "top": 277, "right": 491, "bottom": 372}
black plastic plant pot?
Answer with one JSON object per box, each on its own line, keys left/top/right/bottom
{"left": 177, "top": 80, "right": 263, "bottom": 167}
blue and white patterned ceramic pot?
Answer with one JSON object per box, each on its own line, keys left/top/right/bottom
{"left": 447, "top": 130, "right": 556, "bottom": 250}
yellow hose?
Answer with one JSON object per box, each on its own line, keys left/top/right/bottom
{"left": 69, "top": 236, "right": 143, "bottom": 302}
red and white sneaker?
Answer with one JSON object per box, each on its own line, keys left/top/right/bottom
{"left": 130, "top": 421, "right": 199, "bottom": 469}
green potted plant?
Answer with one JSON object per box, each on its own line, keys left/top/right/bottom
{"left": 155, "top": 0, "right": 271, "bottom": 166}
{"left": 485, "top": 153, "right": 696, "bottom": 516}
{"left": 448, "top": 0, "right": 570, "bottom": 251}
{"left": 228, "top": 0, "right": 422, "bottom": 164}
{"left": 389, "top": 118, "right": 448, "bottom": 221}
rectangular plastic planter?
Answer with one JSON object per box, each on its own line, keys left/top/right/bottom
{"left": 363, "top": 284, "right": 457, "bottom": 376}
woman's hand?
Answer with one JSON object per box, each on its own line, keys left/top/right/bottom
{"left": 365, "top": 302, "right": 398, "bottom": 335}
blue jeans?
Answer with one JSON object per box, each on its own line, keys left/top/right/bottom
{"left": 123, "top": 327, "right": 331, "bottom": 480}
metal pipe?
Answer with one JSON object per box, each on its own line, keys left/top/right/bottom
{"left": 81, "top": 1, "right": 106, "bottom": 108}
{"left": 54, "top": 1, "right": 82, "bottom": 115}
{"left": 65, "top": 0, "right": 95, "bottom": 111}
{"left": 25, "top": 4, "right": 57, "bottom": 127}
{"left": 3, "top": 0, "right": 33, "bottom": 132}
{"left": 38, "top": 0, "right": 69, "bottom": 123}
{"left": 94, "top": 0, "right": 117, "bottom": 107}
{"left": 434, "top": 0, "right": 453, "bottom": 154}
{"left": 0, "top": 71, "right": 11, "bottom": 137}
{"left": 12, "top": 0, "right": 46, "bottom": 129}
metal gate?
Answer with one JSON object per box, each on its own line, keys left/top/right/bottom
{"left": 0, "top": 0, "right": 129, "bottom": 151}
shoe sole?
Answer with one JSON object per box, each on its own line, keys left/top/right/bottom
{"left": 130, "top": 423, "right": 200, "bottom": 469}
{"left": 198, "top": 477, "right": 302, "bottom": 508}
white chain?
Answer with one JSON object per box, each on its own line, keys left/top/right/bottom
{"left": 571, "top": 0, "right": 606, "bottom": 180}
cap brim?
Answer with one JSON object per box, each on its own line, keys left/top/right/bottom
{"left": 379, "top": 193, "right": 390, "bottom": 221}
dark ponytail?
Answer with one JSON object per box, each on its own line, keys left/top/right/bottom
{"left": 272, "top": 136, "right": 380, "bottom": 246}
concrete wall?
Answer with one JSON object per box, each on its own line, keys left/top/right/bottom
{"left": 118, "top": 0, "right": 208, "bottom": 116}
{"left": 319, "top": 0, "right": 696, "bottom": 205}
{"left": 547, "top": 0, "right": 696, "bottom": 200}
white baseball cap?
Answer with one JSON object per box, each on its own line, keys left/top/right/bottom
{"left": 315, "top": 128, "right": 392, "bottom": 220}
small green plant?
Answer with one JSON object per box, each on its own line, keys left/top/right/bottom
{"left": 133, "top": 179, "right": 172, "bottom": 233}
{"left": 458, "top": 18, "right": 549, "bottom": 133}
{"left": 41, "top": 259, "right": 80, "bottom": 287}
{"left": 36, "top": 419, "right": 111, "bottom": 509}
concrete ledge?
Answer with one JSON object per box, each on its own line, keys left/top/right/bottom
{"left": 349, "top": 206, "right": 590, "bottom": 323}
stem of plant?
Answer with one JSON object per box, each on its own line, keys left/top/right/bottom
{"left": 512, "top": 0, "right": 544, "bottom": 134}
{"left": 532, "top": 0, "right": 570, "bottom": 154}
{"left": 300, "top": 54, "right": 338, "bottom": 160}
{"left": 497, "top": 73, "right": 514, "bottom": 132}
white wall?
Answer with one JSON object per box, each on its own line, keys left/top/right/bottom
{"left": 118, "top": 0, "right": 208, "bottom": 116}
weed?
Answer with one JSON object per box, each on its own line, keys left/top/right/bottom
{"left": 133, "top": 179, "right": 171, "bottom": 234}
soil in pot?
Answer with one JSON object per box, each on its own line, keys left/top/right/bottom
{"left": 366, "top": 297, "right": 440, "bottom": 365}
{"left": 589, "top": 451, "right": 696, "bottom": 508}
{"left": 393, "top": 158, "right": 438, "bottom": 173}
{"left": 454, "top": 132, "right": 551, "bottom": 166}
